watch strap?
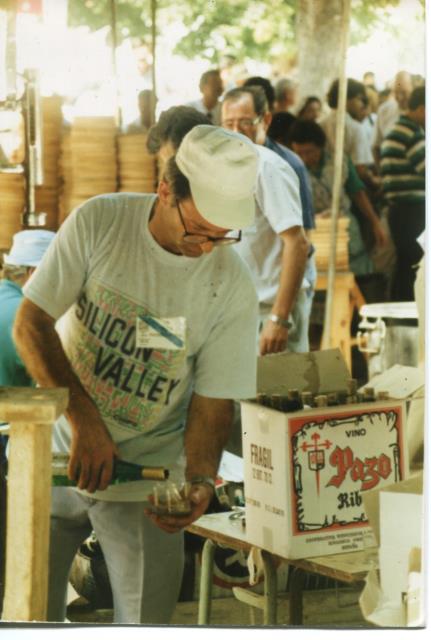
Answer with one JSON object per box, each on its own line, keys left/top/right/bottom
{"left": 269, "top": 313, "right": 291, "bottom": 329}
{"left": 189, "top": 476, "right": 216, "bottom": 491}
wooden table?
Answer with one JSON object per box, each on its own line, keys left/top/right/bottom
{"left": 187, "top": 512, "right": 377, "bottom": 626}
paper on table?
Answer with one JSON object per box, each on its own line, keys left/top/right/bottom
{"left": 218, "top": 450, "right": 244, "bottom": 482}
{"left": 359, "top": 569, "right": 406, "bottom": 627}
{"left": 361, "top": 364, "right": 424, "bottom": 399}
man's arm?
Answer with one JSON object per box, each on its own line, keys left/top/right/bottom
{"left": 13, "top": 298, "right": 118, "bottom": 492}
{"left": 259, "top": 225, "right": 308, "bottom": 355}
{"left": 146, "top": 393, "right": 234, "bottom": 533}
{"left": 351, "top": 190, "right": 387, "bottom": 247}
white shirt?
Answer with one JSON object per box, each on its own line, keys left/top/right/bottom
{"left": 321, "top": 111, "right": 373, "bottom": 166}
{"left": 24, "top": 193, "right": 258, "bottom": 501}
{"left": 361, "top": 113, "right": 377, "bottom": 153}
{"left": 372, "top": 98, "right": 400, "bottom": 150}
{"left": 186, "top": 98, "right": 222, "bottom": 125}
{"left": 234, "top": 145, "right": 303, "bottom": 306}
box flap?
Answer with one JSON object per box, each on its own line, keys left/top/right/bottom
{"left": 361, "top": 364, "right": 424, "bottom": 399}
{"left": 362, "top": 472, "right": 423, "bottom": 545}
{"left": 257, "top": 348, "right": 350, "bottom": 395}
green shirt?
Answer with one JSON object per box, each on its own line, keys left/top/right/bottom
{"left": 380, "top": 115, "right": 425, "bottom": 204}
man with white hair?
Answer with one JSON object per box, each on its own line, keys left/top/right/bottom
{"left": 373, "top": 70, "right": 414, "bottom": 166}
{"left": 13, "top": 126, "right": 259, "bottom": 624}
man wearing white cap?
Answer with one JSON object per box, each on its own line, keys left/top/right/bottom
{"left": 0, "top": 229, "right": 55, "bottom": 611}
{"left": 13, "top": 126, "right": 259, "bottom": 623}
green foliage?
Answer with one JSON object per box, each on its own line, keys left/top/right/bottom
{"left": 65, "top": 0, "right": 420, "bottom": 64}
{"left": 67, "top": 0, "right": 158, "bottom": 43}
{"left": 170, "top": 0, "right": 297, "bottom": 63}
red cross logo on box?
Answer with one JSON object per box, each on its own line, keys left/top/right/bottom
{"left": 301, "top": 432, "right": 332, "bottom": 494}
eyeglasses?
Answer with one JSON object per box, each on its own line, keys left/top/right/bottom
{"left": 176, "top": 200, "right": 241, "bottom": 246}
{"left": 221, "top": 116, "right": 262, "bottom": 130}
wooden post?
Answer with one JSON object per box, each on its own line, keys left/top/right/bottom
{"left": 0, "top": 388, "right": 68, "bottom": 622}
{"left": 150, "top": 0, "right": 157, "bottom": 119}
{"left": 321, "top": 0, "right": 351, "bottom": 353}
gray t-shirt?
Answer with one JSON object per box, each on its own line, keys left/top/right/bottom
{"left": 24, "top": 193, "right": 258, "bottom": 500}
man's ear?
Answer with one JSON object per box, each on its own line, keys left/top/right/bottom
{"left": 262, "top": 111, "right": 272, "bottom": 133}
{"left": 157, "top": 179, "right": 171, "bottom": 205}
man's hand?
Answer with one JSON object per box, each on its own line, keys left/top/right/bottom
{"left": 13, "top": 299, "right": 120, "bottom": 493}
{"left": 371, "top": 219, "right": 388, "bottom": 248}
{"left": 145, "top": 483, "right": 213, "bottom": 534}
{"left": 259, "top": 319, "right": 288, "bottom": 355}
{"left": 69, "top": 416, "right": 119, "bottom": 493}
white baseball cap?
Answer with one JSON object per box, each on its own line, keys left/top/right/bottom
{"left": 176, "top": 125, "right": 258, "bottom": 229}
{"left": 3, "top": 230, "right": 56, "bottom": 267}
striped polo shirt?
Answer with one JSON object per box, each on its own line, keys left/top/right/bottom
{"left": 380, "top": 115, "right": 425, "bottom": 204}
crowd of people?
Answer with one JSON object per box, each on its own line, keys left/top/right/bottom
{"left": 0, "top": 65, "right": 425, "bottom": 624}
{"left": 178, "top": 68, "right": 425, "bottom": 304}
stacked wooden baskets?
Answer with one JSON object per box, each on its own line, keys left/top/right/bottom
{"left": 309, "top": 216, "right": 350, "bottom": 272}
{"left": 0, "top": 170, "right": 25, "bottom": 253}
{"left": 35, "top": 96, "right": 63, "bottom": 230}
{"left": 117, "top": 133, "right": 157, "bottom": 193}
{"left": 59, "top": 116, "right": 117, "bottom": 223}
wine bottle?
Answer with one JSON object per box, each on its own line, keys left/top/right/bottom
{"left": 257, "top": 393, "right": 271, "bottom": 407}
{"left": 52, "top": 454, "right": 169, "bottom": 487}
{"left": 346, "top": 378, "right": 359, "bottom": 404}
{"left": 347, "top": 378, "right": 358, "bottom": 395}
{"left": 327, "top": 392, "right": 338, "bottom": 406}
{"left": 270, "top": 394, "right": 282, "bottom": 410}
{"left": 279, "top": 389, "right": 303, "bottom": 412}
{"left": 336, "top": 390, "right": 348, "bottom": 406}
{"left": 376, "top": 390, "right": 389, "bottom": 401}
{"left": 301, "top": 391, "right": 314, "bottom": 408}
{"left": 363, "top": 387, "right": 376, "bottom": 402}
{"left": 315, "top": 395, "right": 328, "bottom": 407}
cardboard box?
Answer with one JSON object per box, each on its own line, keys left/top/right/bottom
{"left": 241, "top": 350, "right": 415, "bottom": 560}
{"left": 359, "top": 474, "right": 424, "bottom": 626}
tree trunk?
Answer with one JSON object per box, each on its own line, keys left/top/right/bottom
{"left": 296, "top": 0, "right": 346, "bottom": 105}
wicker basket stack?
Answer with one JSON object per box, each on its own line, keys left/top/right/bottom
{"left": 34, "top": 96, "right": 63, "bottom": 230}
{"left": 59, "top": 116, "right": 117, "bottom": 223}
{"left": 117, "top": 133, "right": 157, "bottom": 193}
{"left": 0, "top": 170, "right": 26, "bottom": 253}
{"left": 309, "top": 216, "right": 350, "bottom": 272}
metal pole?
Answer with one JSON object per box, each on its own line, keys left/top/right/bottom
{"left": 321, "top": 0, "right": 351, "bottom": 351}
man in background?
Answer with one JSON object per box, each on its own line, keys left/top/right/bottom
{"left": 221, "top": 86, "right": 309, "bottom": 355}
{"left": 147, "top": 106, "right": 210, "bottom": 166}
{"left": 0, "top": 229, "right": 55, "bottom": 613}
{"left": 237, "top": 82, "right": 317, "bottom": 353}
{"left": 380, "top": 86, "right": 425, "bottom": 301}
{"left": 187, "top": 69, "right": 223, "bottom": 124}
{"left": 373, "top": 71, "right": 414, "bottom": 166}
{"left": 274, "top": 78, "right": 297, "bottom": 113}
{"left": 126, "top": 89, "right": 157, "bottom": 134}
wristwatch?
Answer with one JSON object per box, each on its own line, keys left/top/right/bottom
{"left": 269, "top": 314, "right": 291, "bottom": 329}
{"left": 189, "top": 476, "right": 216, "bottom": 491}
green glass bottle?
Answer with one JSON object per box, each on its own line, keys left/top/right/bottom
{"left": 52, "top": 454, "right": 169, "bottom": 486}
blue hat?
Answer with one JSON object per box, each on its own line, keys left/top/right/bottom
{"left": 3, "top": 230, "right": 56, "bottom": 267}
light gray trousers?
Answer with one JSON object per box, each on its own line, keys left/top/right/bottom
{"left": 48, "top": 487, "right": 184, "bottom": 624}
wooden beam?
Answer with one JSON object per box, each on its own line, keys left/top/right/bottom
{"left": 0, "top": 388, "right": 68, "bottom": 622}
{"left": 0, "top": 387, "right": 68, "bottom": 423}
